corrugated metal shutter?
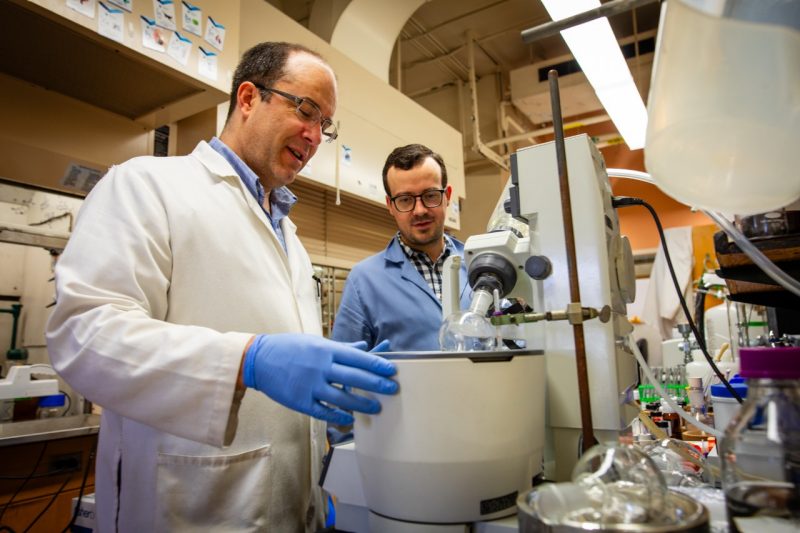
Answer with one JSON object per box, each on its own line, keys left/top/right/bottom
{"left": 290, "top": 177, "right": 396, "bottom": 267}
{"left": 289, "top": 178, "right": 397, "bottom": 337}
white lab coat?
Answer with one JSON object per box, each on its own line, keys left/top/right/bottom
{"left": 641, "top": 226, "right": 694, "bottom": 340}
{"left": 46, "top": 141, "right": 327, "bottom": 532}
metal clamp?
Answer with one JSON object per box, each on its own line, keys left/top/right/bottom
{"left": 489, "top": 304, "right": 611, "bottom": 326}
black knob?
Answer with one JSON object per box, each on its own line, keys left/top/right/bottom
{"left": 525, "top": 256, "right": 552, "bottom": 280}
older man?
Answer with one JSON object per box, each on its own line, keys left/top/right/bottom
{"left": 46, "top": 42, "right": 397, "bottom": 531}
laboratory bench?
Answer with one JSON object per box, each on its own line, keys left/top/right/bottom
{"left": 0, "top": 415, "right": 98, "bottom": 533}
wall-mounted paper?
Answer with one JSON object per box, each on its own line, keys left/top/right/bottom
{"left": 154, "top": 0, "right": 176, "bottom": 30}
{"left": 181, "top": 1, "right": 202, "bottom": 37}
{"left": 204, "top": 16, "right": 225, "bottom": 51}
{"left": 141, "top": 15, "right": 166, "bottom": 52}
{"left": 67, "top": 0, "right": 97, "bottom": 18}
{"left": 98, "top": 2, "right": 124, "bottom": 42}
{"left": 167, "top": 31, "right": 192, "bottom": 66}
{"left": 198, "top": 46, "right": 218, "bottom": 80}
{"left": 108, "top": 0, "right": 132, "bottom": 12}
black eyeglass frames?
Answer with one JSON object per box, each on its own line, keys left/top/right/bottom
{"left": 390, "top": 189, "right": 447, "bottom": 212}
{"left": 252, "top": 83, "right": 338, "bottom": 142}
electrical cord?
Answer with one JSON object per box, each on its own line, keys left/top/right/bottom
{"left": 58, "top": 390, "right": 72, "bottom": 417}
{"left": 22, "top": 473, "right": 73, "bottom": 533}
{"left": 612, "top": 196, "right": 744, "bottom": 404}
{"left": 60, "top": 440, "right": 96, "bottom": 533}
{"left": 0, "top": 442, "right": 48, "bottom": 525}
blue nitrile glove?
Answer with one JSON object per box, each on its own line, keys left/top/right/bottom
{"left": 325, "top": 339, "right": 394, "bottom": 442}
{"left": 243, "top": 334, "right": 398, "bottom": 425}
{"left": 370, "top": 339, "right": 391, "bottom": 353}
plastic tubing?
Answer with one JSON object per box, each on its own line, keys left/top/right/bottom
{"left": 705, "top": 210, "right": 800, "bottom": 298}
{"left": 607, "top": 168, "right": 800, "bottom": 298}
{"left": 627, "top": 335, "right": 723, "bottom": 439}
{"left": 606, "top": 168, "right": 655, "bottom": 184}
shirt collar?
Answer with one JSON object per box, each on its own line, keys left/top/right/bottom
{"left": 209, "top": 137, "right": 297, "bottom": 213}
{"left": 396, "top": 232, "right": 455, "bottom": 263}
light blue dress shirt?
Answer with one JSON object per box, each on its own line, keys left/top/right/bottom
{"left": 209, "top": 137, "right": 296, "bottom": 251}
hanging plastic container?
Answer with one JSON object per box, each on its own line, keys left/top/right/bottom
{"left": 720, "top": 346, "right": 800, "bottom": 532}
{"left": 645, "top": 0, "right": 800, "bottom": 215}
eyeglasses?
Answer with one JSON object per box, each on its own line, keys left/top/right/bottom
{"left": 390, "top": 189, "right": 446, "bottom": 212}
{"left": 252, "top": 83, "right": 338, "bottom": 142}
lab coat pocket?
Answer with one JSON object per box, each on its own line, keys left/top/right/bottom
{"left": 155, "top": 444, "right": 272, "bottom": 532}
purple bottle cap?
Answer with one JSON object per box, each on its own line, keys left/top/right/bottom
{"left": 739, "top": 347, "right": 800, "bottom": 379}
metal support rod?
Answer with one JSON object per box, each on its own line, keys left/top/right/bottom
{"left": 548, "top": 70, "right": 596, "bottom": 453}
{"left": 521, "top": 0, "right": 658, "bottom": 44}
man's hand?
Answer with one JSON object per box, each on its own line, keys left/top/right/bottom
{"left": 242, "top": 334, "right": 398, "bottom": 425}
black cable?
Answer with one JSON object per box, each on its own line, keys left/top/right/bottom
{"left": 61, "top": 440, "right": 96, "bottom": 533}
{"left": 0, "top": 442, "right": 48, "bottom": 525}
{"left": 612, "top": 196, "right": 744, "bottom": 404}
{"left": 22, "top": 473, "right": 73, "bottom": 533}
{"left": 0, "top": 526, "right": 18, "bottom": 533}
{"left": 58, "top": 390, "right": 72, "bottom": 417}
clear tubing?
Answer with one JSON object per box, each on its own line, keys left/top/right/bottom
{"left": 607, "top": 168, "right": 800, "bottom": 298}
{"left": 606, "top": 168, "right": 655, "bottom": 184}
{"left": 628, "top": 335, "right": 723, "bottom": 438}
{"left": 705, "top": 210, "right": 800, "bottom": 298}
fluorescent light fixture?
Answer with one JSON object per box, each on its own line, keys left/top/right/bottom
{"left": 541, "top": 0, "right": 648, "bottom": 149}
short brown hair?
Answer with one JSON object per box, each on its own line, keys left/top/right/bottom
{"left": 382, "top": 144, "right": 447, "bottom": 196}
{"left": 226, "top": 42, "right": 326, "bottom": 122}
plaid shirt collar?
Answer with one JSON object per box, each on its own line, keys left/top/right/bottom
{"left": 396, "top": 232, "right": 455, "bottom": 264}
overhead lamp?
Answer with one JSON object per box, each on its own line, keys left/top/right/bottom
{"left": 540, "top": 0, "right": 648, "bottom": 150}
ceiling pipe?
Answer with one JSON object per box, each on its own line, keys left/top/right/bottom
{"left": 466, "top": 31, "right": 509, "bottom": 172}
{"left": 484, "top": 113, "right": 610, "bottom": 148}
{"left": 402, "top": 19, "right": 468, "bottom": 81}
{"left": 395, "top": 36, "right": 402, "bottom": 92}
{"left": 402, "top": 0, "right": 510, "bottom": 43}
{"left": 521, "top": 0, "right": 659, "bottom": 44}
{"left": 403, "top": 16, "right": 546, "bottom": 71}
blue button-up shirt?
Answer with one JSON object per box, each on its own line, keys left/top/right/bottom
{"left": 209, "top": 137, "right": 296, "bottom": 251}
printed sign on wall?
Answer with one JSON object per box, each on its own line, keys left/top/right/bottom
{"left": 181, "top": 1, "right": 202, "bottom": 36}
{"left": 98, "top": 2, "right": 124, "bottom": 42}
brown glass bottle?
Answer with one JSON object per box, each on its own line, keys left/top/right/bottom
{"left": 660, "top": 401, "right": 683, "bottom": 440}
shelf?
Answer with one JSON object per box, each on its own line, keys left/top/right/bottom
{"left": 714, "top": 231, "right": 800, "bottom": 310}
{"left": 0, "top": 1, "right": 227, "bottom": 128}
{"left": 0, "top": 220, "right": 70, "bottom": 251}
{"left": 0, "top": 414, "right": 100, "bottom": 447}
